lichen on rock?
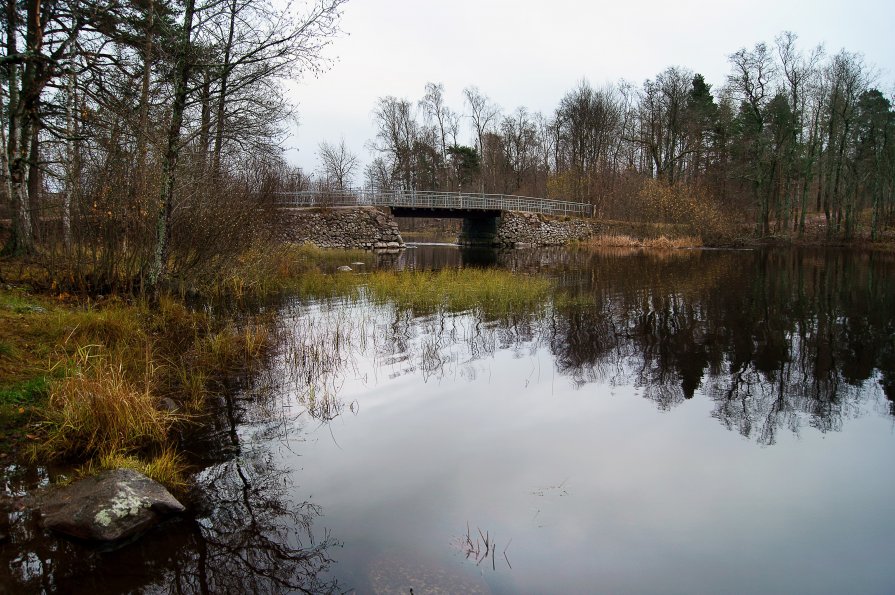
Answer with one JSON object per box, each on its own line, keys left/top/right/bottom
{"left": 37, "top": 468, "right": 185, "bottom": 543}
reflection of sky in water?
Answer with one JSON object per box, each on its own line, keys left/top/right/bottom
{"left": 5, "top": 247, "right": 895, "bottom": 594}
{"left": 267, "top": 268, "right": 895, "bottom": 595}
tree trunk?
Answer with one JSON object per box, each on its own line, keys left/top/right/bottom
{"left": 211, "top": 0, "right": 237, "bottom": 175}
{"left": 199, "top": 68, "right": 212, "bottom": 171}
{"left": 2, "top": 0, "right": 33, "bottom": 256}
{"left": 27, "top": 121, "right": 41, "bottom": 242}
{"left": 5, "top": 115, "right": 35, "bottom": 256}
{"left": 63, "top": 64, "right": 76, "bottom": 249}
{"left": 148, "top": 0, "right": 195, "bottom": 293}
{"left": 135, "top": 0, "right": 154, "bottom": 193}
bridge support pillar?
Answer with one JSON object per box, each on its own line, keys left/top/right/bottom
{"left": 458, "top": 215, "right": 499, "bottom": 245}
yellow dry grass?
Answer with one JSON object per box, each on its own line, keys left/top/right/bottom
{"left": 586, "top": 234, "right": 703, "bottom": 249}
{"left": 38, "top": 346, "right": 178, "bottom": 459}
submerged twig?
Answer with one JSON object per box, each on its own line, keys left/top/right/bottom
{"left": 455, "top": 523, "right": 512, "bottom": 570}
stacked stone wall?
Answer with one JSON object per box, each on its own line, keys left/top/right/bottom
{"left": 494, "top": 212, "right": 600, "bottom": 247}
{"left": 278, "top": 207, "right": 597, "bottom": 249}
{"left": 279, "top": 207, "right": 404, "bottom": 249}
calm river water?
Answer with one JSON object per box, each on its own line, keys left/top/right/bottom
{"left": 3, "top": 245, "right": 895, "bottom": 594}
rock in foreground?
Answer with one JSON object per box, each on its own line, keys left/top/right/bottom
{"left": 39, "top": 468, "right": 185, "bottom": 542}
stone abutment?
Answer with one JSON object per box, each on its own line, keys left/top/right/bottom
{"left": 278, "top": 207, "right": 600, "bottom": 249}
{"left": 278, "top": 207, "right": 404, "bottom": 250}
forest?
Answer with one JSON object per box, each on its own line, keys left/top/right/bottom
{"left": 360, "top": 35, "right": 894, "bottom": 243}
{"left": 2, "top": 0, "right": 894, "bottom": 292}
{"left": 1, "top": 0, "right": 346, "bottom": 291}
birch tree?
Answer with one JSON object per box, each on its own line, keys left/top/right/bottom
{"left": 1, "top": 0, "right": 87, "bottom": 255}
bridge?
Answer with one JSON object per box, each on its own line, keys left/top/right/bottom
{"left": 275, "top": 189, "right": 596, "bottom": 246}
{"left": 275, "top": 189, "right": 595, "bottom": 218}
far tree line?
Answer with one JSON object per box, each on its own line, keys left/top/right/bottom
{"left": 314, "top": 32, "right": 892, "bottom": 240}
{"left": 2, "top": 15, "right": 893, "bottom": 292}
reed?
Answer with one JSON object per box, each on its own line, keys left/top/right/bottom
{"left": 212, "top": 243, "right": 370, "bottom": 300}
{"left": 643, "top": 235, "right": 702, "bottom": 249}
{"left": 364, "top": 268, "right": 552, "bottom": 315}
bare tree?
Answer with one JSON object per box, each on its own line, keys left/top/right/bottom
{"left": 498, "top": 106, "right": 539, "bottom": 194}
{"left": 208, "top": 0, "right": 347, "bottom": 175}
{"left": 149, "top": 0, "right": 197, "bottom": 291}
{"left": 370, "top": 96, "right": 421, "bottom": 190}
{"left": 554, "top": 80, "right": 623, "bottom": 203}
{"left": 819, "top": 50, "right": 871, "bottom": 237}
{"left": 364, "top": 156, "right": 392, "bottom": 190}
{"left": 317, "top": 137, "right": 358, "bottom": 189}
{"left": 726, "top": 42, "right": 779, "bottom": 234}
{"left": 775, "top": 31, "right": 825, "bottom": 233}
{"left": 420, "top": 82, "right": 448, "bottom": 158}
{"left": 637, "top": 67, "right": 694, "bottom": 184}
{"left": 1, "top": 0, "right": 88, "bottom": 255}
{"left": 463, "top": 86, "right": 500, "bottom": 192}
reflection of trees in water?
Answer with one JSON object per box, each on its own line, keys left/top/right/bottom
{"left": 275, "top": 248, "right": 894, "bottom": 448}
{"left": 548, "top": 249, "right": 895, "bottom": 444}
{"left": 156, "top": 447, "right": 339, "bottom": 595}
{"left": 280, "top": 300, "right": 543, "bottom": 386}
{"left": 156, "top": 358, "right": 342, "bottom": 594}
{"left": 5, "top": 466, "right": 339, "bottom": 595}
{"left": 3, "top": 369, "right": 340, "bottom": 594}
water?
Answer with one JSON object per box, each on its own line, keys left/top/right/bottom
{"left": 3, "top": 246, "right": 895, "bottom": 594}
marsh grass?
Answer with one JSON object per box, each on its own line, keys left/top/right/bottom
{"left": 304, "top": 385, "right": 344, "bottom": 422}
{"left": 196, "top": 321, "right": 272, "bottom": 376}
{"left": 364, "top": 268, "right": 552, "bottom": 316}
{"left": 172, "top": 364, "right": 210, "bottom": 412}
{"left": 237, "top": 244, "right": 555, "bottom": 316}
{"left": 0, "top": 279, "right": 278, "bottom": 489}
{"left": 30, "top": 306, "right": 274, "bottom": 488}
{"left": 288, "top": 269, "right": 364, "bottom": 300}
{"left": 212, "top": 243, "right": 369, "bottom": 300}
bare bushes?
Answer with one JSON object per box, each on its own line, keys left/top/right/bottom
{"left": 633, "top": 179, "right": 737, "bottom": 243}
{"left": 33, "top": 157, "right": 287, "bottom": 295}
{"left": 587, "top": 234, "right": 702, "bottom": 249}
{"left": 167, "top": 165, "right": 281, "bottom": 292}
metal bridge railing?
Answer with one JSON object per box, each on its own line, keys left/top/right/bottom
{"left": 275, "top": 190, "right": 594, "bottom": 218}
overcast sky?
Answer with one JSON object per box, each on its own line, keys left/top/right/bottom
{"left": 284, "top": 0, "right": 895, "bottom": 179}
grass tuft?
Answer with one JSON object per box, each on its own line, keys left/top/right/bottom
{"left": 76, "top": 448, "right": 189, "bottom": 492}
{"left": 0, "top": 339, "right": 17, "bottom": 358}
{"left": 37, "top": 347, "right": 178, "bottom": 460}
